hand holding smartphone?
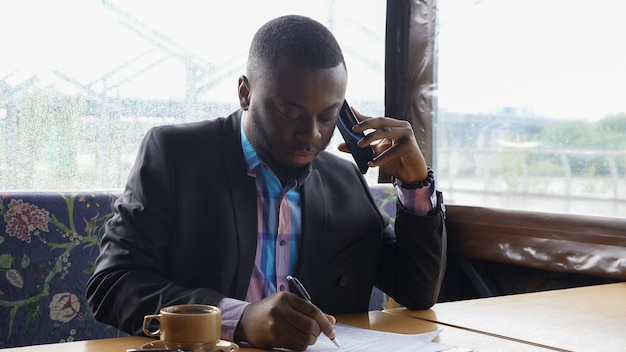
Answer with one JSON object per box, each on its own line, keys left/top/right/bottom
{"left": 336, "top": 100, "right": 374, "bottom": 174}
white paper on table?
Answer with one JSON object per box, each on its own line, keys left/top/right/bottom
{"left": 304, "top": 324, "right": 457, "bottom": 352}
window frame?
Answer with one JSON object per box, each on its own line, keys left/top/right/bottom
{"left": 389, "top": 0, "right": 626, "bottom": 283}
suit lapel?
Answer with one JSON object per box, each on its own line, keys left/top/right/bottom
{"left": 298, "top": 169, "right": 328, "bottom": 282}
{"left": 220, "top": 112, "right": 258, "bottom": 299}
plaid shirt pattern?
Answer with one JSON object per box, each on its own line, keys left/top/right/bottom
{"left": 219, "top": 116, "right": 437, "bottom": 340}
{"left": 241, "top": 124, "right": 306, "bottom": 302}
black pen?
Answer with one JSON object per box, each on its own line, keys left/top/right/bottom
{"left": 287, "top": 275, "right": 341, "bottom": 348}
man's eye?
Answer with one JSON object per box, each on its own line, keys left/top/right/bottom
{"left": 319, "top": 115, "right": 337, "bottom": 125}
{"left": 277, "top": 108, "right": 300, "bottom": 120}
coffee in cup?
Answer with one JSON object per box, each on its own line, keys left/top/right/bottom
{"left": 142, "top": 304, "right": 238, "bottom": 351}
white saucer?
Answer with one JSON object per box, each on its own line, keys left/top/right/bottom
{"left": 141, "top": 339, "right": 238, "bottom": 352}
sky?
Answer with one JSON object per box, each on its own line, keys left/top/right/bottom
{"left": 1, "top": 0, "right": 625, "bottom": 121}
{"left": 0, "top": 0, "right": 384, "bottom": 102}
{"left": 437, "top": 0, "right": 626, "bottom": 120}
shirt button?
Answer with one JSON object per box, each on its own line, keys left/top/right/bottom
{"left": 338, "top": 275, "right": 349, "bottom": 287}
{"left": 279, "top": 240, "right": 287, "bottom": 246}
{"left": 279, "top": 284, "right": 285, "bottom": 291}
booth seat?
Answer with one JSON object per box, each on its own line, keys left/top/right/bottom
{"left": 2, "top": 185, "right": 624, "bottom": 347}
{"left": 0, "top": 185, "right": 397, "bottom": 348}
{"left": 0, "top": 190, "right": 125, "bottom": 347}
{"left": 440, "top": 205, "right": 626, "bottom": 300}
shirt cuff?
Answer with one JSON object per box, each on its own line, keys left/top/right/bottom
{"left": 218, "top": 297, "right": 250, "bottom": 341}
{"left": 395, "top": 179, "right": 437, "bottom": 216}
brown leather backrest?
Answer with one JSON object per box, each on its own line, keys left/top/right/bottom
{"left": 446, "top": 205, "right": 626, "bottom": 280}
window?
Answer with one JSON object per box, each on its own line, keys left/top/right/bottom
{"left": 5, "top": 1, "right": 621, "bottom": 218}
{"left": 0, "top": 0, "right": 385, "bottom": 190}
{"left": 436, "top": 0, "right": 626, "bottom": 218}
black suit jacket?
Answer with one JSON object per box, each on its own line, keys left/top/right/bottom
{"left": 86, "top": 110, "right": 446, "bottom": 335}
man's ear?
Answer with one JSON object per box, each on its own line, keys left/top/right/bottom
{"left": 238, "top": 75, "right": 251, "bottom": 110}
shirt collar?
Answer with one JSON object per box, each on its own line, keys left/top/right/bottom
{"left": 240, "top": 111, "right": 312, "bottom": 187}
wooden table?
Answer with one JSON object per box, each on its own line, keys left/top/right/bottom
{"left": 338, "top": 310, "right": 556, "bottom": 351}
{"left": 387, "top": 283, "right": 626, "bottom": 352}
{"left": 3, "top": 310, "right": 558, "bottom": 352}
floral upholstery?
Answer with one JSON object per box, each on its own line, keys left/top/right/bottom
{"left": 0, "top": 191, "right": 127, "bottom": 348}
{"left": 0, "top": 184, "right": 399, "bottom": 348}
{"left": 368, "top": 184, "right": 397, "bottom": 222}
{"left": 367, "top": 184, "right": 400, "bottom": 310}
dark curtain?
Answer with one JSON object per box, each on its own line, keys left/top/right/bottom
{"left": 384, "top": 0, "right": 437, "bottom": 182}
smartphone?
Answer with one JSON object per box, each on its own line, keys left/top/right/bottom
{"left": 336, "top": 100, "right": 374, "bottom": 174}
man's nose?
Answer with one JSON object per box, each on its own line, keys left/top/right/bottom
{"left": 297, "top": 117, "right": 322, "bottom": 142}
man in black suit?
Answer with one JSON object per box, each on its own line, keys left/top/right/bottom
{"left": 87, "top": 15, "right": 446, "bottom": 351}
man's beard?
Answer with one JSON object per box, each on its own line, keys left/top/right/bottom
{"left": 254, "top": 137, "right": 315, "bottom": 184}
{"left": 247, "top": 113, "right": 330, "bottom": 184}
{"left": 267, "top": 157, "right": 310, "bottom": 184}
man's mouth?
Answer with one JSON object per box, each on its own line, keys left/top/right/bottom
{"left": 288, "top": 151, "right": 317, "bottom": 165}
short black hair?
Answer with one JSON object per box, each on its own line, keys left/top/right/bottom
{"left": 247, "top": 15, "right": 345, "bottom": 79}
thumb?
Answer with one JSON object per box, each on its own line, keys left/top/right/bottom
{"left": 322, "top": 313, "right": 337, "bottom": 340}
{"left": 337, "top": 142, "right": 351, "bottom": 154}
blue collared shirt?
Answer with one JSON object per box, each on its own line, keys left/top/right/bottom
{"left": 219, "top": 112, "right": 437, "bottom": 340}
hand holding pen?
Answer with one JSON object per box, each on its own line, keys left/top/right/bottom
{"left": 235, "top": 283, "right": 339, "bottom": 350}
{"left": 287, "top": 275, "right": 341, "bottom": 348}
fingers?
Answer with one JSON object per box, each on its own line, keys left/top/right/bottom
{"left": 351, "top": 107, "right": 408, "bottom": 130}
{"left": 355, "top": 117, "right": 414, "bottom": 145}
{"left": 348, "top": 107, "right": 427, "bottom": 181}
{"left": 300, "top": 302, "right": 336, "bottom": 339}
{"left": 290, "top": 298, "right": 337, "bottom": 341}
{"left": 237, "top": 294, "right": 312, "bottom": 350}
{"left": 337, "top": 142, "right": 350, "bottom": 154}
{"left": 350, "top": 108, "right": 413, "bottom": 145}
{"left": 324, "top": 314, "right": 338, "bottom": 339}
{"left": 353, "top": 116, "right": 418, "bottom": 166}
{"left": 237, "top": 292, "right": 334, "bottom": 350}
